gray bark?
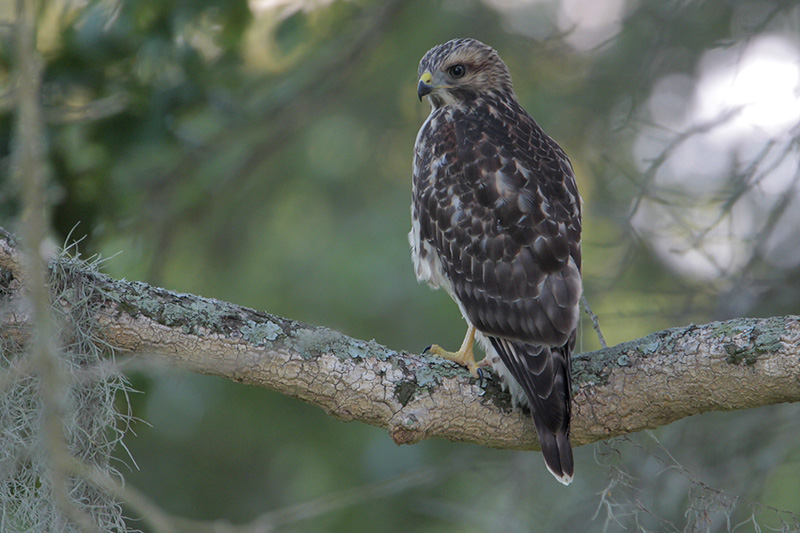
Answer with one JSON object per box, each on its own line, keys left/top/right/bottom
{"left": 2, "top": 228, "right": 799, "bottom": 450}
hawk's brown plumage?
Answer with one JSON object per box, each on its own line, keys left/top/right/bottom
{"left": 410, "top": 38, "right": 582, "bottom": 484}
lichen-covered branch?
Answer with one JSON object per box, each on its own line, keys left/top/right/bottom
{"left": 1, "top": 229, "right": 799, "bottom": 450}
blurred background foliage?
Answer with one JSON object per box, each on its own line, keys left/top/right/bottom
{"left": 3, "top": 0, "right": 800, "bottom": 530}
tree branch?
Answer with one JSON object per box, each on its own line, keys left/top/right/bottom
{"left": 1, "top": 228, "right": 799, "bottom": 451}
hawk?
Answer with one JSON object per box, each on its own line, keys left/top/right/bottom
{"left": 409, "top": 38, "right": 582, "bottom": 484}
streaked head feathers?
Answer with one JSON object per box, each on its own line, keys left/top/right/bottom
{"left": 417, "top": 38, "right": 515, "bottom": 108}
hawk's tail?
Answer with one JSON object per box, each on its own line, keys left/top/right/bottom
{"left": 537, "top": 423, "right": 573, "bottom": 485}
{"left": 489, "top": 337, "right": 574, "bottom": 485}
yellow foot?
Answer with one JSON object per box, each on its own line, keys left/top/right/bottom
{"left": 425, "top": 325, "right": 481, "bottom": 378}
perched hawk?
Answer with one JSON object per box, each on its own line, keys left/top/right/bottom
{"left": 409, "top": 38, "right": 582, "bottom": 484}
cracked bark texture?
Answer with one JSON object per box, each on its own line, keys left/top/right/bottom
{"left": 2, "top": 228, "right": 799, "bottom": 451}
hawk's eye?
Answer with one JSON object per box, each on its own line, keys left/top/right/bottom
{"left": 448, "top": 64, "right": 466, "bottom": 79}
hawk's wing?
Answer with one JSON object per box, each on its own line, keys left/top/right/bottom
{"left": 413, "top": 98, "right": 582, "bottom": 347}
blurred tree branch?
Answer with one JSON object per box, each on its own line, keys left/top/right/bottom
{"left": 143, "top": 0, "right": 409, "bottom": 282}
{"left": 44, "top": 94, "right": 130, "bottom": 124}
{"left": 8, "top": 0, "right": 112, "bottom": 529}
{"left": 2, "top": 228, "right": 799, "bottom": 452}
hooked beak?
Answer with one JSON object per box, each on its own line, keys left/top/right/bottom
{"left": 418, "top": 71, "right": 434, "bottom": 101}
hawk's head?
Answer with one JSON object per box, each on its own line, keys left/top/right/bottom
{"left": 417, "top": 38, "right": 514, "bottom": 109}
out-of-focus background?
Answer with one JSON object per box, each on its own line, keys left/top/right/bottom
{"left": 3, "top": 0, "right": 800, "bottom": 531}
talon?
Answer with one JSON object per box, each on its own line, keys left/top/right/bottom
{"left": 477, "top": 367, "right": 485, "bottom": 387}
{"left": 422, "top": 345, "right": 432, "bottom": 354}
{"left": 426, "top": 325, "right": 480, "bottom": 378}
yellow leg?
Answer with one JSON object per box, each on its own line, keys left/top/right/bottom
{"left": 426, "top": 325, "right": 480, "bottom": 377}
